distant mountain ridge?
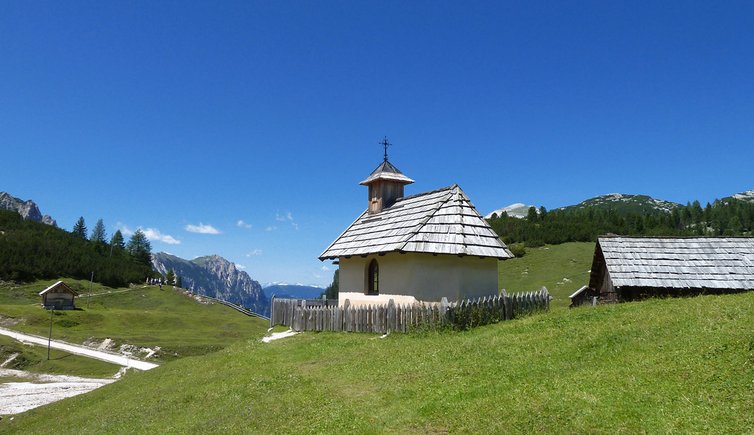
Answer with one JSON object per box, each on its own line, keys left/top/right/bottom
{"left": 152, "top": 252, "right": 268, "bottom": 316}
{"left": 263, "top": 284, "right": 324, "bottom": 300}
{"left": 0, "top": 192, "right": 56, "bottom": 226}
{"left": 487, "top": 193, "right": 683, "bottom": 218}
{"left": 484, "top": 203, "right": 539, "bottom": 219}
{"left": 726, "top": 190, "right": 754, "bottom": 203}
{"left": 558, "top": 193, "right": 680, "bottom": 215}
{"left": 488, "top": 189, "right": 754, "bottom": 220}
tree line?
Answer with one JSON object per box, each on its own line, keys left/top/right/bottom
{"left": 0, "top": 210, "right": 155, "bottom": 287}
{"left": 487, "top": 198, "right": 754, "bottom": 252}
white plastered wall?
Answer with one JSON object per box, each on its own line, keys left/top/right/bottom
{"left": 338, "top": 252, "right": 499, "bottom": 307}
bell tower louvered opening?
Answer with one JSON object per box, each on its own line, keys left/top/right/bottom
{"left": 360, "top": 159, "right": 414, "bottom": 214}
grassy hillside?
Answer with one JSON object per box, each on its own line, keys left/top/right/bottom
{"left": 499, "top": 242, "right": 595, "bottom": 307}
{"left": 4, "top": 293, "right": 752, "bottom": 433}
{"left": 0, "top": 335, "right": 120, "bottom": 380}
{"left": 0, "top": 278, "right": 268, "bottom": 362}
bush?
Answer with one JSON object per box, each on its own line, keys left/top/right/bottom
{"left": 508, "top": 243, "right": 526, "bottom": 258}
{"left": 525, "top": 239, "right": 545, "bottom": 248}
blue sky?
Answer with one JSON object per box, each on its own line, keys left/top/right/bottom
{"left": 2, "top": 1, "right": 752, "bottom": 286}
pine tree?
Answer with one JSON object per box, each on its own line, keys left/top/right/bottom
{"left": 72, "top": 217, "right": 87, "bottom": 239}
{"left": 126, "top": 229, "right": 152, "bottom": 266}
{"left": 91, "top": 219, "right": 107, "bottom": 244}
{"left": 323, "top": 269, "right": 339, "bottom": 299}
{"left": 527, "top": 206, "right": 538, "bottom": 223}
{"left": 166, "top": 269, "right": 176, "bottom": 285}
{"left": 175, "top": 274, "right": 183, "bottom": 288}
{"left": 110, "top": 230, "right": 126, "bottom": 250}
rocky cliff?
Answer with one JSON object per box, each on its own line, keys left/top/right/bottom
{"left": 152, "top": 252, "right": 268, "bottom": 316}
{"left": 0, "top": 192, "right": 57, "bottom": 226}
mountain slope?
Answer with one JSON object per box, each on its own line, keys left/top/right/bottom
{"left": 484, "top": 203, "right": 538, "bottom": 219}
{"left": 726, "top": 189, "right": 754, "bottom": 203}
{"left": 0, "top": 192, "right": 56, "bottom": 226}
{"left": 152, "top": 253, "right": 268, "bottom": 316}
{"left": 559, "top": 193, "right": 680, "bottom": 214}
{"left": 0, "top": 278, "right": 268, "bottom": 363}
{"left": 263, "top": 284, "right": 323, "bottom": 300}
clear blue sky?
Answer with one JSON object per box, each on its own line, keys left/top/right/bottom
{"left": 2, "top": 1, "right": 752, "bottom": 286}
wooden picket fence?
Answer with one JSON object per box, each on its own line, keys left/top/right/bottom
{"left": 270, "top": 288, "right": 550, "bottom": 333}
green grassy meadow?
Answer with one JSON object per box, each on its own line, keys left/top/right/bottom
{"left": 0, "top": 278, "right": 269, "bottom": 362}
{"left": 499, "top": 242, "right": 595, "bottom": 307}
{"left": 0, "top": 335, "right": 120, "bottom": 380}
{"left": 4, "top": 292, "right": 752, "bottom": 433}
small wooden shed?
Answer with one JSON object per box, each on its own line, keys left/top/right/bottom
{"left": 39, "top": 281, "right": 79, "bottom": 310}
{"left": 569, "top": 285, "right": 598, "bottom": 308}
{"left": 587, "top": 236, "right": 754, "bottom": 303}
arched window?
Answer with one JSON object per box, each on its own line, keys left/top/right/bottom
{"left": 367, "top": 259, "right": 379, "bottom": 295}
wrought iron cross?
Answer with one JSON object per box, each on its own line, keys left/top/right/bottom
{"left": 380, "top": 136, "right": 391, "bottom": 162}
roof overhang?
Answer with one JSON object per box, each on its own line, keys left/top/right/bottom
{"left": 39, "top": 281, "right": 80, "bottom": 296}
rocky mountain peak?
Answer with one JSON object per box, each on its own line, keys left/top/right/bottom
{"left": 731, "top": 190, "right": 754, "bottom": 202}
{"left": 0, "top": 192, "right": 57, "bottom": 226}
{"left": 152, "top": 252, "right": 268, "bottom": 316}
{"left": 485, "top": 203, "right": 539, "bottom": 219}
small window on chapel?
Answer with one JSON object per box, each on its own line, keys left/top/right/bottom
{"left": 367, "top": 259, "right": 379, "bottom": 295}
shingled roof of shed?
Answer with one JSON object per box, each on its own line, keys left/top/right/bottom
{"left": 595, "top": 236, "right": 754, "bottom": 289}
{"left": 319, "top": 184, "right": 513, "bottom": 260}
{"left": 38, "top": 281, "right": 79, "bottom": 296}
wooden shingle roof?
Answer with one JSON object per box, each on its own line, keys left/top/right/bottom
{"left": 596, "top": 236, "right": 754, "bottom": 289}
{"left": 359, "top": 160, "right": 415, "bottom": 185}
{"left": 38, "top": 281, "right": 79, "bottom": 296}
{"left": 320, "top": 185, "right": 513, "bottom": 260}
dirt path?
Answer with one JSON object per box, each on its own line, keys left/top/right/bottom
{"left": 0, "top": 368, "right": 115, "bottom": 415}
{"left": 0, "top": 327, "right": 158, "bottom": 371}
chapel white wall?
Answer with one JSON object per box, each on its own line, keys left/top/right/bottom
{"left": 338, "top": 252, "right": 499, "bottom": 306}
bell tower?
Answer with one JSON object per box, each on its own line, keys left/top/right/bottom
{"left": 360, "top": 137, "right": 414, "bottom": 214}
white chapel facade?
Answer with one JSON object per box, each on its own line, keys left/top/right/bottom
{"left": 320, "top": 147, "right": 513, "bottom": 306}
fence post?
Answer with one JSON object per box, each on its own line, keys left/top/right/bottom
{"left": 344, "top": 299, "right": 351, "bottom": 332}
{"left": 270, "top": 295, "right": 275, "bottom": 328}
{"left": 440, "top": 297, "right": 449, "bottom": 326}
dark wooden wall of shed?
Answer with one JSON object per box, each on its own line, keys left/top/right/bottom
{"left": 588, "top": 243, "right": 618, "bottom": 302}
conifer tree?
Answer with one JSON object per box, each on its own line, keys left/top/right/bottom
{"left": 72, "top": 217, "right": 87, "bottom": 239}
{"left": 110, "top": 230, "right": 126, "bottom": 250}
{"left": 323, "top": 269, "right": 339, "bottom": 299}
{"left": 126, "top": 229, "right": 152, "bottom": 266}
{"left": 166, "top": 269, "right": 176, "bottom": 285}
{"left": 91, "top": 219, "right": 107, "bottom": 244}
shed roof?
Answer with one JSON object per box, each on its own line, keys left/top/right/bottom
{"left": 39, "top": 281, "right": 80, "bottom": 296}
{"left": 320, "top": 184, "right": 513, "bottom": 260}
{"left": 595, "top": 236, "right": 754, "bottom": 290}
{"left": 359, "top": 160, "right": 415, "bottom": 185}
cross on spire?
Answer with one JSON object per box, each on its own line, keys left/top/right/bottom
{"left": 380, "top": 136, "right": 391, "bottom": 162}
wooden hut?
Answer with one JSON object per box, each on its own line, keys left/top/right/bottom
{"left": 586, "top": 236, "right": 754, "bottom": 302}
{"left": 39, "top": 281, "right": 79, "bottom": 310}
{"left": 320, "top": 153, "right": 513, "bottom": 307}
{"left": 569, "top": 285, "right": 598, "bottom": 307}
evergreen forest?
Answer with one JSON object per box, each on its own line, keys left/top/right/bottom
{"left": 487, "top": 197, "right": 754, "bottom": 250}
{"left": 0, "top": 210, "right": 153, "bottom": 287}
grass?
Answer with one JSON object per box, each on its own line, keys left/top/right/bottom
{"left": 3, "top": 292, "right": 752, "bottom": 433}
{"left": 0, "top": 278, "right": 269, "bottom": 362}
{"left": 499, "top": 242, "right": 595, "bottom": 307}
{"left": 0, "top": 335, "right": 120, "bottom": 379}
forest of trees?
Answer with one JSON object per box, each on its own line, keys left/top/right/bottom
{"left": 0, "top": 210, "right": 154, "bottom": 287}
{"left": 321, "top": 269, "right": 339, "bottom": 299}
{"left": 487, "top": 198, "right": 754, "bottom": 249}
